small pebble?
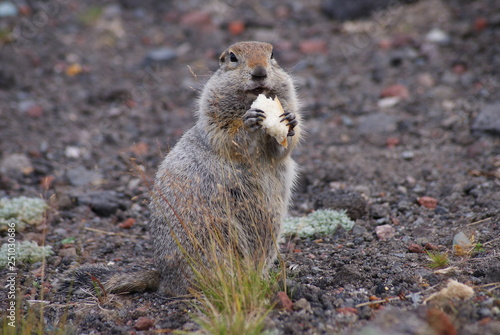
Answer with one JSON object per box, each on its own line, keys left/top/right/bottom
{"left": 0, "top": 153, "right": 33, "bottom": 175}
{"left": 425, "top": 28, "right": 450, "bottom": 44}
{"left": 407, "top": 243, "right": 423, "bottom": 253}
{"left": 293, "top": 298, "right": 312, "bottom": 313}
{"left": 376, "top": 224, "right": 395, "bottom": 240}
{"left": 143, "top": 47, "right": 177, "bottom": 66}
{"left": 417, "top": 196, "right": 438, "bottom": 209}
{"left": 276, "top": 291, "right": 293, "bottom": 312}
{"left": 381, "top": 84, "right": 410, "bottom": 100}
{"left": 134, "top": 317, "right": 154, "bottom": 331}
{"left": 0, "top": 1, "right": 17, "bottom": 17}
{"left": 58, "top": 248, "right": 77, "bottom": 259}
{"left": 401, "top": 151, "right": 414, "bottom": 160}
{"left": 453, "top": 232, "right": 472, "bottom": 253}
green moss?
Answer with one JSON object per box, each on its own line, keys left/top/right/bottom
{"left": 0, "top": 196, "right": 48, "bottom": 231}
{"left": 283, "top": 209, "right": 355, "bottom": 237}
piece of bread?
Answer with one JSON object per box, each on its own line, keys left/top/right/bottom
{"left": 251, "top": 94, "right": 288, "bottom": 148}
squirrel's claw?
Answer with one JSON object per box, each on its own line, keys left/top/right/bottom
{"left": 244, "top": 108, "right": 266, "bottom": 131}
{"left": 280, "top": 111, "right": 298, "bottom": 137}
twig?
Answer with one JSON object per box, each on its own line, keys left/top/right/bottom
{"left": 466, "top": 217, "right": 492, "bottom": 226}
{"left": 473, "top": 282, "right": 500, "bottom": 288}
{"left": 355, "top": 296, "right": 400, "bottom": 308}
{"left": 84, "top": 227, "right": 131, "bottom": 237}
{"left": 484, "top": 236, "right": 500, "bottom": 246}
{"left": 354, "top": 284, "right": 439, "bottom": 308}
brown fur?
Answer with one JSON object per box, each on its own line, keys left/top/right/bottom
{"left": 58, "top": 41, "right": 302, "bottom": 297}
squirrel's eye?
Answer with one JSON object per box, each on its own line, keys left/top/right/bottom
{"left": 270, "top": 52, "right": 274, "bottom": 59}
{"left": 229, "top": 52, "right": 238, "bottom": 62}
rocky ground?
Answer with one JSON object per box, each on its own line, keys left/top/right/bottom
{"left": 0, "top": 0, "right": 499, "bottom": 334}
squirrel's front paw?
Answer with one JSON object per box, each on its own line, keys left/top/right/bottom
{"left": 244, "top": 109, "right": 266, "bottom": 132}
{"left": 280, "top": 111, "right": 298, "bottom": 137}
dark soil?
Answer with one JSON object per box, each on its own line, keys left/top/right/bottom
{"left": 1, "top": 0, "right": 499, "bottom": 334}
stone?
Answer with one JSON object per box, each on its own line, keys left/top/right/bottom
{"left": 376, "top": 224, "right": 395, "bottom": 240}
{"left": 293, "top": 298, "right": 313, "bottom": 313}
{"left": 58, "top": 248, "right": 77, "bottom": 259}
{"left": 417, "top": 196, "right": 438, "bottom": 209}
{"left": 134, "top": 317, "right": 154, "bottom": 331}
{"left": 0, "top": 153, "right": 33, "bottom": 176}
{"left": 471, "top": 101, "right": 500, "bottom": 136}
{"left": 314, "top": 189, "right": 368, "bottom": 219}
{"left": 276, "top": 291, "right": 293, "bottom": 312}
{"left": 425, "top": 28, "right": 450, "bottom": 44}
{"left": 143, "top": 47, "right": 177, "bottom": 67}
{"left": 358, "top": 113, "right": 398, "bottom": 134}
{"left": 77, "top": 190, "right": 125, "bottom": 217}
{"left": 407, "top": 243, "right": 423, "bottom": 253}
{"left": 0, "top": 1, "right": 17, "bottom": 17}
{"left": 66, "top": 166, "right": 103, "bottom": 187}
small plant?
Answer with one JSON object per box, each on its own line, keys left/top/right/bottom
{"left": 0, "top": 241, "right": 53, "bottom": 268}
{"left": 473, "top": 243, "right": 485, "bottom": 253}
{"left": 282, "top": 209, "right": 355, "bottom": 237}
{"left": 190, "top": 255, "right": 280, "bottom": 335}
{"left": 78, "top": 6, "right": 103, "bottom": 25}
{"left": 60, "top": 237, "right": 76, "bottom": 246}
{"left": 0, "top": 196, "right": 48, "bottom": 231}
{"left": 426, "top": 251, "right": 449, "bottom": 269}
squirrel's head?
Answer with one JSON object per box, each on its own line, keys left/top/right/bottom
{"left": 217, "top": 41, "right": 287, "bottom": 98}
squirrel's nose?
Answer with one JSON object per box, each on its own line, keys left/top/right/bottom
{"left": 251, "top": 66, "right": 267, "bottom": 80}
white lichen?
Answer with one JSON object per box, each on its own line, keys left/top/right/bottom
{"left": 282, "top": 209, "right": 355, "bottom": 237}
{"left": 0, "top": 196, "right": 48, "bottom": 231}
{"left": 0, "top": 241, "right": 53, "bottom": 268}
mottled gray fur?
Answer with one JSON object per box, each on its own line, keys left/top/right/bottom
{"left": 59, "top": 41, "right": 302, "bottom": 296}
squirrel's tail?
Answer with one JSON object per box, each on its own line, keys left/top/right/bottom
{"left": 56, "top": 264, "right": 160, "bottom": 296}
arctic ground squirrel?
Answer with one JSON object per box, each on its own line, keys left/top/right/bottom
{"left": 58, "top": 41, "right": 302, "bottom": 296}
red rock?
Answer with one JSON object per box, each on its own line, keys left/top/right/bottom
{"left": 418, "top": 196, "right": 438, "bottom": 209}
{"left": 474, "top": 17, "right": 488, "bottom": 31}
{"left": 40, "top": 175, "right": 55, "bottom": 189}
{"left": 180, "top": 11, "right": 212, "bottom": 26}
{"left": 300, "top": 40, "right": 327, "bottom": 54}
{"left": 26, "top": 105, "right": 43, "bottom": 118}
{"left": 408, "top": 243, "right": 423, "bottom": 253}
{"left": 18, "top": 4, "right": 32, "bottom": 16}
{"left": 386, "top": 137, "right": 400, "bottom": 148}
{"left": 337, "top": 307, "right": 358, "bottom": 315}
{"left": 375, "top": 224, "right": 395, "bottom": 240}
{"left": 276, "top": 291, "right": 293, "bottom": 312}
{"left": 125, "top": 99, "right": 137, "bottom": 108}
{"left": 424, "top": 242, "right": 439, "bottom": 251}
{"left": 119, "top": 218, "right": 136, "bottom": 229}
{"left": 391, "top": 217, "right": 401, "bottom": 225}
{"left": 381, "top": 84, "right": 409, "bottom": 100}
{"left": 378, "top": 38, "right": 392, "bottom": 49}
{"left": 427, "top": 308, "right": 457, "bottom": 335}
{"left": 134, "top": 317, "right": 154, "bottom": 331}
{"left": 452, "top": 61, "right": 467, "bottom": 74}
{"left": 128, "top": 142, "right": 149, "bottom": 156}
{"left": 228, "top": 20, "right": 245, "bottom": 35}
